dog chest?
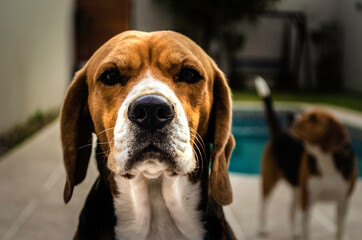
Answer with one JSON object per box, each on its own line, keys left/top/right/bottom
{"left": 306, "top": 145, "right": 349, "bottom": 201}
{"left": 113, "top": 174, "right": 205, "bottom": 240}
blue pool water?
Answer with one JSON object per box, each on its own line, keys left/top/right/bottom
{"left": 229, "top": 109, "right": 362, "bottom": 177}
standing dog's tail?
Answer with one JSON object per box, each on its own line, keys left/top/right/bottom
{"left": 254, "top": 76, "right": 280, "bottom": 138}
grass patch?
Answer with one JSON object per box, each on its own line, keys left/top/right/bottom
{"left": 0, "top": 109, "right": 59, "bottom": 157}
{"left": 232, "top": 90, "right": 362, "bottom": 113}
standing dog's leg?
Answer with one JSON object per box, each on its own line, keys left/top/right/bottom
{"left": 290, "top": 188, "right": 299, "bottom": 238}
{"left": 294, "top": 202, "right": 311, "bottom": 240}
{"left": 258, "top": 191, "right": 272, "bottom": 237}
{"left": 298, "top": 186, "right": 314, "bottom": 240}
{"left": 258, "top": 151, "right": 280, "bottom": 236}
{"left": 301, "top": 206, "right": 311, "bottom": 240}
{"left": 336, "top": 198, "right": 349, "bottom": 240}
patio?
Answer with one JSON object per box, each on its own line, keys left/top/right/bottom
{"left": 0, "top": 119, "right": 361, "bottom": 240}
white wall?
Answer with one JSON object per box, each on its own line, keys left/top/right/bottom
{"left": 339, "top": 0, "right": 362, "bottom": 91}
{"left": 0, "top": 0, "right": 74, "bottom": 132}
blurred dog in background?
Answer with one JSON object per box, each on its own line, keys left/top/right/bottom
{"left": 255, "top": 77, "right": 357, "bottom": 240}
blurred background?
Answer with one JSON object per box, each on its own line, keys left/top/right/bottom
{"left": 0, "top": 0, "right": 362, "bottom": 134}
{"left": 0, "top": 0, "right": 362, "bottom": 240}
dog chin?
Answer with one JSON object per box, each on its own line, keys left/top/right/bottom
{"left": 127, "top": 159, "right": 172, "bottom": 179}
{"left": 112, "top": 143, "right": 196, "bottom": 178}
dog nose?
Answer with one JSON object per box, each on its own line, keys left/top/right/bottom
{"left": 128, "top": 95, "right": 174, "bottom": 130}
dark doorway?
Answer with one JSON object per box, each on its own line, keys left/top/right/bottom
{"left": 74, "top": 0, "right": 131, "bottom": 70}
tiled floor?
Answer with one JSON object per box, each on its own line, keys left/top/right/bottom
{"left": 225, "top": 175, "right": 361, "bottom": 240}
{"left": 0, "top": 121, "right": 361, "bottom": 240}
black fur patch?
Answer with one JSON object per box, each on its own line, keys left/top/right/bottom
{"left": 272, "top": 131, "right": 304, "bottom": 186}
{"left": 333, "top": 144, "right": 356, "bottom": 180}
{"left": 126, "top": 127, "right": 178, "bottom": 170}
{"left": 205, "top": 196, "right": 236, "bottom": 240}
{"left": 76, "top": 176, "right": 116, "bottom": 240}
{"left": 307, "top": 154, "right": 320, "bottom": 176}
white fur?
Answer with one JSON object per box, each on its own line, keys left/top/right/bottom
{"left": 301, "top": 144, "right": 350, "bottom": 240}
{"left": 306, "top": 144, "right": 349, "bottom": 202}
{"left": 258, "top": 193, "right": 270, "bottom": 235}
{"left": 110, "top": 71, "right": 195, "bottom": 175}
{"left": 111, "top": 70, "right": 204, "bottom": 239}
{"left": 114, "top": 173, "right": 205, "bottom": 240}
{"left": 254, "top": 76, "right": 270, "bottom": 98}
{"left": 259, "top": 143, "right": 352, "bottom": 240}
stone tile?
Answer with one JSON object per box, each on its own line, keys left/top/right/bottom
{"left": 1, "top": 120, "right": 362, "bottom": 240}
{"left": 0, "top": 120, "right": 98, "bottom": 239}
{"left": 0, "top": 229, "right": 6, "bottom": 239}
{"left": 10, "top": 153, "right": 98, "bottom": 240}
{"left": 0, "top": 122, "right": 62, "bottom": 233}
{"left": 12, "top": 163, "right": 98, "bottom": 240}
{"left": 227, "top": 174, "right": 361, "bottom": 240}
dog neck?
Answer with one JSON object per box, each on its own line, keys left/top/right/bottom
{"left": 113, "top": 172, "right": 205, "bottom": 240}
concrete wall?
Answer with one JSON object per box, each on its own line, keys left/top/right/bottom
{"left": 0, "top": 0, "right": 74, "bottom": 133}
{"left": 339, "top": 0, "right": 362, "bottom": 91}
{"left": 278, "top": 0, "right": 339, "bottom": 29}
{"left": 236, "top": 0, "right": 342, "bottom": 87}
{"left": 238, "top": 0, "right": 340, "bottom": 58}
{"left": 132, "top": 0, "right": 362, "bottom": 92}
{"left": 132, "top": 0, "right": 173, "bottom": 31}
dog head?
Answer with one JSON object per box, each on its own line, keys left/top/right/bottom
{"left": 61, "top": 31, "right": 234, "bottom": 205}
{"left": 292, "top": 109, "right": 349, "bottom": 152}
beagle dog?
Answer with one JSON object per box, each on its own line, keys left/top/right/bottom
{"left": 255, "top": 77, "right": 357, "bottom": 240}
{"left": 61, "top": 30, "right": 236, "bottom": 240}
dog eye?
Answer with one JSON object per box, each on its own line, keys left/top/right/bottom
{"left": 309, "top": 114, "right": 317, "bottom": 122}
{"left": 98, "top": 69, "right": 126, "bottom": 86}
{"left": 178, "top": 67, "right": 203, "bottom": 83}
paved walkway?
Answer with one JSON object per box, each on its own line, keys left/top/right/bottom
{"left": 0, "top": 121, "right": 361, "bottom": 240}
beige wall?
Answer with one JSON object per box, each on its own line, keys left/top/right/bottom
{"left": 0, "top": 0, "right": 74, "bottom": 133}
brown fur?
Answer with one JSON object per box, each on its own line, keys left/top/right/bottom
{"left": 260, "top": 142, "right": 281, "bottom": 198}
{"left": 261, "top": 108, "right": 357, "bottom": 217}
{"left": 292, "top": 109, "right": 350, "bottom": 153}
{"left": 262, "top": 109, "right": 356, "bottom": 197}
{"left": 61, "top": 30, "right": 234, "bottom": 206}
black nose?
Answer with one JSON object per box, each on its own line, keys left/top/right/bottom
{"left": 128, "top": 95, "right": 174, "bottom": 130}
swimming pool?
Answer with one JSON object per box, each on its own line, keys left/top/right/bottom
{"left": 229, "top": 108, "right": 362, "bottom": 177}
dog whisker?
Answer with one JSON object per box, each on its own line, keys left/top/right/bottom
{"left": 96, "top": 127, "right": 115, "bottom": 136}
{"left": 78, "top": 141, "right": 113, "bottom": 150}
{"left": 190, "top": 128, "right": 207, "bottom": 162}
{"left": 189, "top": 131, "right": 205, "bottom": 175}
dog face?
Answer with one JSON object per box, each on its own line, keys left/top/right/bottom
{"left": 87, "top": 31, "right": 213, "bottom": 178}
{"left": 61, "top": 31, "right": 234, "bottom": 205}
{"left": 292, "top": 109, "right": 349, "bottom": 152}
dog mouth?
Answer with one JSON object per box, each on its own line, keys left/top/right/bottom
{"left": 121, "top": 142, "right": 179, "bottom": 179}
{"left": 142, "top": 144, "right": 162, "bottom": 154}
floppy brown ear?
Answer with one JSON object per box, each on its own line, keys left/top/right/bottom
{"left": 61, "top": 66, "right": 93, "bottom": 203}
{"left": 321, "top": 119, "right": 349, "bottom": 152}
{"left": 209, "top": 66, "right": 235, "bottom": 206}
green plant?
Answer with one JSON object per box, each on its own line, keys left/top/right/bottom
{"left": 0, "top": 108, "right": 59, "bottom": 157}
